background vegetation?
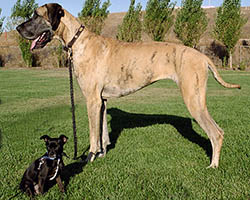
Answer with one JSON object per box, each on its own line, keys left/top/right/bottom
{"left": 0, "top": 0, "right": 249, "bottom": 68}
{"left": 10, "top": 0, "right": 38, "bottom": 67}
{"left": 0, "top": 69, "right": 249, "bottom": 199}
{"left": 0, "top": 8, "right": 4, "bottom": 67}
{"left": 144, "top": 0, "right": 176, "bottom": 42}
{"left": 116, "top": 0, "right": 142, "bottom": 42}
{"left": 78, "top": 0, "right": 111, "bottom": 35}
{"left": 213, "top": 0, "right": 247, "bottom": 69}
{"left": 0, "top": 8, "right": 4, "bottom": 36}
{"left": 174, "top": 0, "right": 208, "bottom": 48}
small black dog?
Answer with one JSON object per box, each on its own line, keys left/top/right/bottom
{"left": 20, "top": 135, "right": 68, "bottom": 198}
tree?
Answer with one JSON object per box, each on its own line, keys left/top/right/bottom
{"left": 78, "top": 0, "right": 111, "bottom": 35}
{"left": 174, "top": 0, "right": 208, "bottom": 48}
{"left": 4, "top": 17, "right": 17, "bottom": 32}
{"left": 0, "top": 8, "right": 5, "bottom": 36}
{"left": 116, "top": 0, "right": 142, "bottom": 42}
{"left": 213, "top": 0, "right": 247, "bottom": 68}
{"left": 11, "top": 0, "right": 38, "bottom": 67}
{"left": 144, "top": 0, "right": 175, "bottom": 42}
{"left": 0, "top": 8, "right": 5, "bottom": 67}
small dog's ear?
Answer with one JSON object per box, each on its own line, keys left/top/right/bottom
{"left": 40, "top": 135, "right": 50, "bottom": 142}
{"left": 59, "top": 135, "right": 68, "bottom": 143}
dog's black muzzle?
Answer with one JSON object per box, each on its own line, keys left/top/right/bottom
{"left": 16, "top": 11, "right": 53, "bottom": 50}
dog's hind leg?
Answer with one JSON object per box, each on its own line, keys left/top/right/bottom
{"left": 179, "top": 70, "right": 224, "bottom": 168}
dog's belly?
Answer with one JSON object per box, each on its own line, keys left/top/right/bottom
{"left": 102, "top": 84, "right": 146, "bottom": 98}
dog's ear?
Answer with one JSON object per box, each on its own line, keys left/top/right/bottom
{"left": 59, "top": 135, "right": 68, "bottom": 144}
{"left": 40, "top": 135, "right": 51, "bottom": 142}
{"left": 46, "top": 3, "right": 64, "bottom": 31}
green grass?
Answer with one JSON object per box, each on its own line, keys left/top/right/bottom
{"left": 0, "top": 69, "right": 249, "bottom": 199}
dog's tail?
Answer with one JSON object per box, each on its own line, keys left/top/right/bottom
{"left": 206, "top": 58, "right": 241, "bottom": 89}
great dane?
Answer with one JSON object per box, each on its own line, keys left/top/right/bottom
{"left": 17, "top": 3, "right": 240, "bottom": 168}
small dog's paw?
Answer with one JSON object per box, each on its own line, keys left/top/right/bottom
{"left": 34, "top": 184, "right": 41, "bottom": 194}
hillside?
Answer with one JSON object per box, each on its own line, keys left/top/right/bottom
{"left": 1, "top": 7, "right": 250, "bottom": 68}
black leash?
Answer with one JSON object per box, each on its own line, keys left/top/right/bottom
{"left": 67, "top": 52, "right": 77, "bottom": 160}
{"left": 64, "top": 25, "right": 85, "bottom": 160}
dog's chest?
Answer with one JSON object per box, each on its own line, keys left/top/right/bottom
{"left": 38, "top": 158, "right": 61, "bottom": 180}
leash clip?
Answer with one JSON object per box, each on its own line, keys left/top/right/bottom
{"left": 67, "top": 48, "right": 73, "bottom": 61}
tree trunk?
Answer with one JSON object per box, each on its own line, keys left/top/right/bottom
{"left": 229, "top": 51, "right": 233, "bottom": 69}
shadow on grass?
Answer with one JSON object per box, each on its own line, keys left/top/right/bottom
{"left": 43, "top": 149, "right": 89, "bottom": 193}
{"left": 61, "top": 148, "right": 89, "bottom": 192}
{"left": 107, "top": 108, "right": 212, "bottom": 160}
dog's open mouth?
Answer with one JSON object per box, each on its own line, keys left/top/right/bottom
{"left": 30, "top": 31, "right": 51, "bottom": 51}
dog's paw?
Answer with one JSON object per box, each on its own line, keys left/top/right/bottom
{"left": 206, "top": 163, "right": 218, "bottom": 169}
{"left": 85, "top": 152, "right": 96, "bottom": 163}
{"left": 96, "top": 148, "right": 107, "bottom": 158}
{"left": 34, "top": 184, "right": 41, "bottom": 195}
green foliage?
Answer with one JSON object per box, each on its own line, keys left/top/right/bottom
{"left": 144, "top": 0, "right": 176, "bottom": 42}
{"left": 174, "top": 0, "right": 208, "bottom": 48}
{"left": 18, "top": 37, "right": 33, "bottom": 67}
{"left": 238, "top": 61, "right": 247, "bottom": 70}
{"left": 116, "top": 0, "right": 142, "bottom": 42}
{"left": 0, "top": 9, "right": 5, "bottom": 67}
{"left": 78, "top": 0, "right": 111, "bottom": 35}
{"left": 0, "top": 8, "right": 5, "bottom": 36}
{"left": 11, "top": 0, "right": 38, "bottom": 20}
{"left": 54, "top": 43, "right": 67, "bottom": 68}
{"left": 213, "top": 0, "right": 247, "bottom": 68}
{"left": 11, "top": 0, "right": 38, "bottom": 67}
{"left": 4, "top": 17, "right": 17, "bottom": 32}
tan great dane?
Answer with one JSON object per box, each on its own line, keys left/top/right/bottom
{"left": 17, "top": 3, "right": 240, "bottom": 168}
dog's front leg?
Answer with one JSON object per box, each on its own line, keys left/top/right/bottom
{"left": 56, "top": 176, "right": 65, "bottom": 193}
{"left": 36, "top": 177, "right": 46, "bottom": 195}
{"left": 98, "top": 99, "right": 111, "bottom": 158}
{"left": 86, "top": 95, "right": 102, "bottom": 162}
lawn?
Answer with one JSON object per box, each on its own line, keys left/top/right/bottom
{"left": 0, "top": 69, "right": 249, "bottom": 199}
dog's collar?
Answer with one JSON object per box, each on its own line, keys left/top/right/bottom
{"left": 43, "top": 152, "right": 60, "bottom": 160}
{"left": 64, "top": 25, "right": 85, "bottom": 52}
{"left": 42, "top": 156, "right": 56, "bottom": 160}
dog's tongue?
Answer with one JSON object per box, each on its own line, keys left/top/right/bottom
{"left": 30, "top": 36, "right": 40, "bottom": 51}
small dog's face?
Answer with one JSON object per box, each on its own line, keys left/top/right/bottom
{"left": 40, "top": 135, "right": 68, "bottom": 158}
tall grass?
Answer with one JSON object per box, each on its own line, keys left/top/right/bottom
{"left": 0, "top": 69, "right": 249, "bottom": 199}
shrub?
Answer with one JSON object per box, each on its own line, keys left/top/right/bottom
{"left": 11, "top": 0, "right": 38, "bottom": 67}
{"left": 54, "top": 44, "right": 67, "bottom": 68}
{"left": 0, "top": 55, "right": 4, "bottom": 67}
